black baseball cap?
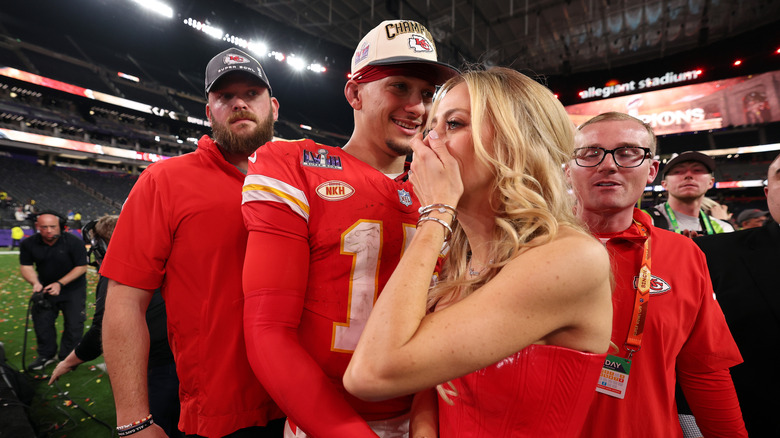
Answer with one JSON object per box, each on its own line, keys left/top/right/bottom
{"left": 736, "top": 208, "right": 768, "bottom": 224}
{"left": 662, "top": 151, "right": 716, "bottom": 178}
{"left": 204, "top": 48, "right": 272, "bottom": 97}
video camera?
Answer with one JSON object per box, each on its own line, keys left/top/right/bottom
{"left": 30, "top": 292, "right": 52, "bottom": 310}
{"left": 81, "top": 219, "right": 107, "bottom": 267}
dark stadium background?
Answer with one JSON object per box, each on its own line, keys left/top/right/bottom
{"left": 0, "top": 1, "right": 778, "bottom": 436}
{"left": 1, "top": 0, "right": 779, "bottom": 227}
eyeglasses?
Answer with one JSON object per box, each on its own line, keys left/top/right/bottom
{"left": 573, "top": 146, "right": 652, "bottom": 168}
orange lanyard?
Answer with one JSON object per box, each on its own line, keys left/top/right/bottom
{"left": 624, "top": 220, "right": 651, "bottom": 360}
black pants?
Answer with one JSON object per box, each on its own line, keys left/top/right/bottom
{"left": 148, "top": 362, "right": 183, "bottom": 437}
{"left": 31, "top": 292, "right": 86, "bottom": 359}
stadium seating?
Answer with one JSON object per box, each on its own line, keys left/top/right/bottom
{"left": 0, "top": 156, "right": 124, "bottom": 225}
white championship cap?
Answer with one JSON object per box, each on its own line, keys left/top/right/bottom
{"left": 351, "top": 20, "right": 458, "bottom": 84}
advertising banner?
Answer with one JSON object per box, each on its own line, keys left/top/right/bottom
{"left": 566, "top": 71, "right": 780, "bottom": 135}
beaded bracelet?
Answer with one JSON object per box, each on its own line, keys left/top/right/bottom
{"left": 117, "top": 418, "right": 154, "bottom": 437}
{"left": 418, "top": 203, "right": 457, "bottom": 222}
{"left": 418, "top": 216, "right": 453, "bottom": 242}
{"left": 117, "top": 415, "right": 154, "bottom": 436}
{"left": 117, "top": 414, "right": 153, "bottom": 431}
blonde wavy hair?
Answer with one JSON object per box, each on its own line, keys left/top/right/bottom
{"left": 426, "top": 67, "right": 585, "bottom": 308}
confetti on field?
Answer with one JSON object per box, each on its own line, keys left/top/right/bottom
{"left": 0, "top": 259, "right": 112, "bottom": 435}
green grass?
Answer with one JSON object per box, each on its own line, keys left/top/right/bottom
{"left": 0, "top": 251, "right": 117, "bottom": 437}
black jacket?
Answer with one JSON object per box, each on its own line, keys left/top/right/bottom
{"left": 694, "top": 221, "right": 780, "bottom": 437}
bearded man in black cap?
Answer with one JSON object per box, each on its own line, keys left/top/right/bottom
{"left": 101, "top": 48, "right": 284, "bottom": 438}
{"left": 652, "top": 151, "right": 734, "bottom": 236}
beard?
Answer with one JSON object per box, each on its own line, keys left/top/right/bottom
{"left": 211, "top": 110, "right": 275, "bottom": 156}
{"left": 386, "top": 138, "right": 413, "bottom": 157}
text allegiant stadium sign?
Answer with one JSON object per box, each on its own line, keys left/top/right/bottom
{"left": 578, "top": 70, "right": 703, "bottom": 100}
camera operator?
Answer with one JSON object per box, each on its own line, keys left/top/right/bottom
{"left": 19, "top": 211, "right": 88, "bottom": 371}
{"left": 48, "top": 215, "right": 183, "bottom": 437}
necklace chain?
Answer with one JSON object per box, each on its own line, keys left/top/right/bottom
{"left": 468, "top": 259, "right": 493, "bottom": 276}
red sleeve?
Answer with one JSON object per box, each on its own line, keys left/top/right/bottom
{"left": 678, "top": 368, "right": 747, "bottom": 438}
{"left": 101, "top": 168, "right": 170, "bottom": 290}
{"left": 242, "top": 205, "right": 377, "bottom": 437}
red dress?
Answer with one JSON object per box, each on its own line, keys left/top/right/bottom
{"left": 438, "top": 344, "right": 606, "bottom": 437}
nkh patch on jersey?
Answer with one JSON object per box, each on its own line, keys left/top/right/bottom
{"left": 316, "top": 181, "right": 355, "bottom": 201}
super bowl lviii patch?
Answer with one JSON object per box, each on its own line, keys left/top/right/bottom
{"left": 302, "top": 148, "right": 343, "bottom": 170}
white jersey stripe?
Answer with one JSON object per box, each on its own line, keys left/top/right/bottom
{"left": 242, "top": 175, "right": 310, "bottom": 221}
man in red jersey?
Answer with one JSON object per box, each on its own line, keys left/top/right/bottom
{"left": 241, "top": 20, "right": 457, "bottom": 438}
{"left": 102, "top": 48, "right": 284, "bottom": 437}
{"left": 565, "top": 111, "right": 746, "bottom": 438}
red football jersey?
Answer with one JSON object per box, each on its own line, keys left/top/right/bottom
{"left": 243, "top": 139, "right": 418, "bottom": 422}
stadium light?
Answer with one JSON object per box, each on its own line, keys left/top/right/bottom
{"left": 182, "top": 17, "right": 327, "bottom": 75}
{"left": 118, "top": 72, "right": 140, "bottom": 83}
{"left": 132, "top": 0, "right": 173, "bottom": 19}
{"left": 204, "top": 25, "right": 224, "bottom": 40}
{"left": 248, "top": 42, "right": 268, "bottom": 57}
{"left": 287, "top": 56, "right": 306, "bottom": 71}
{"left": 183, "top": 17, "right": 223, "bottom": 40}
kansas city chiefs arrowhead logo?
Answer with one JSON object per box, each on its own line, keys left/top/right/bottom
{"left": 633, "top": 275, "right": 671, "bottom": 296}
{"left": 408, "top": 34, "right": 433, "bottom": 53}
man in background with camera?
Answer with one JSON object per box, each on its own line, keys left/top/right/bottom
{"left": 19, "top": 211, "right": 88, "bottom": 372}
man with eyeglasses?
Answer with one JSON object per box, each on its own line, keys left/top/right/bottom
{"left": 565, "top": 112, "right": 747, "bottom": 438}
{"left": 651, "top": 151, "right": 734, "bottom": 237}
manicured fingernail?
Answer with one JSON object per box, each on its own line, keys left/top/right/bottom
{"left": 428, "top": 130, "right": 438, "bottom": 139}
